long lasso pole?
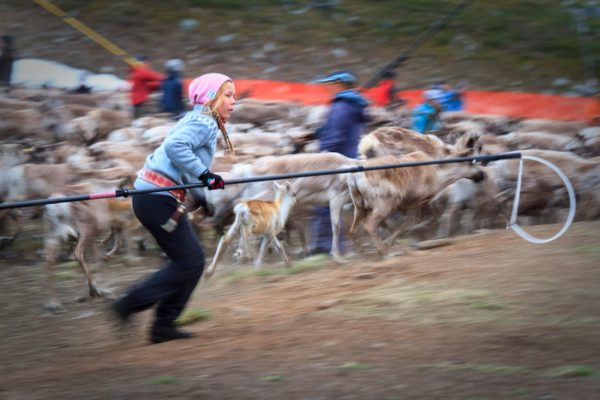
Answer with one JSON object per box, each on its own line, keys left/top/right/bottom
{"left": 0, "top": 152, "right": 522, "bottom": 210}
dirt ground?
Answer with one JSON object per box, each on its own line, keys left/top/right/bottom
{"left": 1, "top": 221, "right": 600, "bottom": 400}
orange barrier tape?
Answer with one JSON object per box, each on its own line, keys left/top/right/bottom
{"left": 397, "top": 90, "right": 595, "bottom": 123}
{"left": 184, "top": 79, "right": 596, "bottom": 123}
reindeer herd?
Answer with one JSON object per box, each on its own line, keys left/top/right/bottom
{"left": 1, "top": 87, "right": 599, "bottom": 312}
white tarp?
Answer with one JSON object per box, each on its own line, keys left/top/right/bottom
{"left": 11, "top": 58, "right": 130, "bottom": 92}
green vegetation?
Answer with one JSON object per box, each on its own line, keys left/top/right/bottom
{"left": 341, "top": 361, "right": 371, "bottom": 370}
{"left": 422, "top": 361, "right": 533, "bottom": 376}
{"left": 52, "top": 270, "right": 79, "bottom": 281}
{"left": 574, "top": 244, "right": 600, "bottom": 256}
{"left": 423, "top": 362, "right": 600, "bottom": 379}
{"left": 176, "top": 307, "right": 211, "bottom": 325}
{"left": 147, "top": 376, "right": 180, "bottom": 385}
{"left": 261, "top": 374, "right": 286, "bottom": 382}
{"left": 222, "top": 254, "right": 330, "bottom": 283}
{"left": 545, "top": 365, "right": 599, "bottom": 378}
{"left": 39, "top": 0, "right": 599, "bottom": 90}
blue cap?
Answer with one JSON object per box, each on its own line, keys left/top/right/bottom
{"left": 315, "top": 70, "right": 357, "bottom": 84}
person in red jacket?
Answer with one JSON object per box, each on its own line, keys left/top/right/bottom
{"left": 587, "top": 91, "right": 600, "bottom": 127}
{"left": 128, "top": 56, "right": 164, "bottom": 118}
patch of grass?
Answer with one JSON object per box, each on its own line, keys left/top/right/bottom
{"left": 147, "top": 376, "right": 180, "bottom": 385}
{"left": 336, "top": 280, "right": 501, "bottom": 322}
{"left": 574, "top": 245, "right": 600, "bottom": 256}
{"left": 341, "top": 361, "right": 371, "bottom": 371}
{"left": 471, "top": 303, "right": 505, "bottom": 311}
{"left": 286, "top": 254, "right": 330, "bottom": 274}
{"left": 508, "top": 388, "right": 531, "bottom": 397}
{"left": 176, "top": 308, "right": 211, "bottom": 326}
{"left": 57, "top": 260, "right": 80, "bottom": 270}
{"left": 223, "top": 255, "right": 330, "bottom": 283}
{"left": 255, "top": 268, "right": 277, "bottom": 277}
{"left": 422, "top": 362, "right": 532, "bottom": 376}
{"left": 224, "top": 267, "right": 279, "bottom": 283}
{"left": 261, "top": 374, "right": 286, "bottom": 382}
{"left": 53, "top": 270, "right": 79, "bottom": 281}
{"left": 544, "top": 365, "right": 599, "bottom": 378}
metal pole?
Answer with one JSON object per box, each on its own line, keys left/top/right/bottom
{"left": 0, "top": 152, "right": 522, "bottom": 210}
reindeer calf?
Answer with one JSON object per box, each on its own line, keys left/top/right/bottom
{"left": 204, "top": 181, "right": 296, "bottom": 279}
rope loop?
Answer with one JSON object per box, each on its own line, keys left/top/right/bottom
{"left": 509, "top": 155, "right": 576, "bottom": 244}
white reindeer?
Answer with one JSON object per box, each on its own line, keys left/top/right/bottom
{"left": 220, "top": 152, "right": 359, "bottom": 262}
{"left": 204, "top": 181, "right": 296, "bottom": 279}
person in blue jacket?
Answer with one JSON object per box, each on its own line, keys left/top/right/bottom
{"left": 438, "top": 81, "right": 465, "bottom": 112}
{"left": 111, "top": 73, "right": 235, "bottom": 344}
{"left": 411, "top": 89, "right": 444, "bottom": 134}
{"left": 160, "top": 59, "right": 185, "bottom": 117}
{"left": 310, "top": 70, "right": 369, "bottom": 255}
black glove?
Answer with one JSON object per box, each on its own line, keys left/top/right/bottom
{"left": 199, "top": 170, "right": 225, "bottom": 190}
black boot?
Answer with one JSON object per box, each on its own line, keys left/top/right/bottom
{"left": 111, "top": 298, "right": 130, "bottom": 323}
{"left": 108, "top": 298, "right": 133, "bottom": 338}
{"left": 150, "top": 326, "right": 195, "bottom": 344}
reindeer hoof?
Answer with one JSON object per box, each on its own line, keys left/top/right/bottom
{"left": 0, "top": 236, "right": 16, "bottom": 248}
{"left": 203, "top": 269, "right": 214, "bottom": 281}
{"left": 383, "top": 250, "right": 405, "bottom": 260}
{"left": 332, "top": 254, "right": 348, "bottom": 264}
{"left": 44, "top": 299, "right": 66, "bottom": 313}
{"left": 94, "top": 287, "right": 115, "bottom": 299}
{"left": 79, "top": 286, "right": 115, "bottom": 302}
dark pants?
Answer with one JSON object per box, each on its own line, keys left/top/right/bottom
{"left": 0, "top": 62, "right": 12, "bottom": 86}
{"left": 133, "top": 102, "right": 150, "bottom": 119}
{"left": 119, "top": 194, "right": 205, "bottom": 329}
{"left": 310, "top": 206, "right": 344, "bottom": 254}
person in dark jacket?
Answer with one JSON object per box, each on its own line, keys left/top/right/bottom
{"left": 0, "top": 35, "right": 16, "bottom": 90}
{"left": 310, "top": 70, "right": 369, "bottom": 255}
{"left": 160, "top": 59, "right": 185, "bottom": 118}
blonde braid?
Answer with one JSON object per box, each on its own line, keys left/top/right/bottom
{"left": 213, "top": 111, "right": 235, "bottom": 155}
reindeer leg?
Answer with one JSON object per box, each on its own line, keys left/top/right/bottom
{"left": 296, "top": 223, "right": 309, "bottom": 257}
{"left": 73, "top": 233, "right": 113, "bottom": 301}
{"left": 205, "top": 217, "right": 240, "bottom": 279}
{"left": 254, "top": 237, "right": 272, "bottom": 270}
{"left": 102, "top": 227, "right": 121, "bottom": 260}
{"left": 205, "top": 234, "right": 231, "bottom": 280}
{"left": 408, "top": 203, "right": 442, "bottom": 243}
{"left": 286, "top": 219, "right": 308, "bottom": 258}
{"left": 43, "top": 237, "right": 66, "bottom": 313}
{"left": 383, "top": 218, "right": 411, "bottom": 250}
{"left": 447, "top": 203, "right": 464, "bottom": 237}
{"left": 0, "top": 209, "right": 23, "bottom": 248}
{"left": 271, "top": 236, "right": 291, "bottom": 268}
{"left": 349, "top": 188, "right": 366, "bottom": 236}
{"left": 329, "top": 193, "right": 348, "bottom": 264}
{"left": 364, "top": 207, "right": 392, "bottom": 258}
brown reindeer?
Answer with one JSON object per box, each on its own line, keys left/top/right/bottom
{"left": 347, "top": 151, "right": 485, "bottom": 257}
{"left": 204, "top": 181, "right": 296, "bottom": 279}
{"left": 42, "top": 180, "right": 134, "bottom": 312}
{"left": 219, "top": 152, "right": 360, "bottom": 262}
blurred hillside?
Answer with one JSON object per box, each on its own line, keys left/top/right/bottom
{"left": 2, "top": 0, "right": 599, "bottom": 93}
